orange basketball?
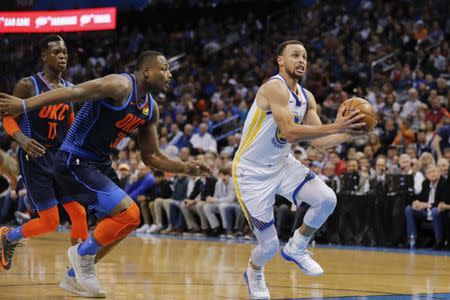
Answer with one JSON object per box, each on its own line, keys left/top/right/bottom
{"left": 339, "top": 97, "right": 377, "bottom": 131}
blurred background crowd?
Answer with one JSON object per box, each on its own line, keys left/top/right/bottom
{"left": 0, "top": 0, "right": 449, "bottom": 250}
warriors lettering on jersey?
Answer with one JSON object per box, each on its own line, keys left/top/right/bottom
{"left": 271, "top": 94, "right": 305, "bottom": 149}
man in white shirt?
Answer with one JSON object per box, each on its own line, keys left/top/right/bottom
{"left": 404, "top": 165, "right": 450, "bottom": 249}
{"left": 399, "top": 88, "right": 424, "bottom": 119}
{"left": 190, "top": 123, "right": 217, "bottom": 154}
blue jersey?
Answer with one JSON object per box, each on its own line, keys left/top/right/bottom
{"left": 61, "top": 73, "right": 154, "bottom": 160}
{"left": 19, "top": 72, "right": 73, "bottom": 149}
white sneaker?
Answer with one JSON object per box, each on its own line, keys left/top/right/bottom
{"left": 281, "top": 243, "right": 324, "bottom": 276}
{"left": 14, "top": 211, "right": 30, "bottom": 224}
{"left": 243, "top": 267, "right": 270, "bottom": 299}
{"left": 136, "top": 224, "right": 150, "bottom": 233}
{"left": 67, "top": 244, "right": 105, "bottom": 294}
{"left": 146, "top": 224, "right": 162, "bottom": 234}
{"left": 59, "top": 272, "right": 106, "bottom": 298}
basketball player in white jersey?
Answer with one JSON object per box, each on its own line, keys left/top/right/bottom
{"left": 233, "top": 40, "right": 366, "bottom": 299}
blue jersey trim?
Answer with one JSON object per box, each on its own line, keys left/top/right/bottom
{"left": 60, "top": 144, "right": 100, "bottom": 161}
{"left": 100, "top": 74, "right": 133, "bottom": 111}
{"left": 292, "top": 170, "right": 316, "bottom": 206}
{"left": 29, "top": 75, "right": 39, "bottom": 96}
{"left": 300, "top": 86, "right": 309, "bottom": 113}
{"left": 277, "top": 74, "right": 301, "bottom": 107}
{"left": 80, "top": 102, "right": 101, "bottom": 146}
{"left": 148, "top": 95, "right": 155, "bottom": 121}
{"left": 17, "top": 149, "right": 38, "bottom": 209}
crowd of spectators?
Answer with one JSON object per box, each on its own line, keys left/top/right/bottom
{"left": 0, "top": 0, "right": 449, "bottom": 249}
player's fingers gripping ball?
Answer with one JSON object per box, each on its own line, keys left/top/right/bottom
{"left": 339, "top": 97, "right": 377, "bottom": 132}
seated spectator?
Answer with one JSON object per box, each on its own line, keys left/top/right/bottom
{"left": 329, "top": 151, "right": 347, "bottom": 176}
{"left": 190, "top": 123, "right": 217, "bottom": 154}
{"left": 322, "top": 82, "right": 348, "bottom": 119}
{"left": 419, "top": 152, "right": 436, "bottom": 175}
{"left": 13, "top": 176, "right": 32, "bottom": 225}
{"left": 274, "top": 195, "right": 294, "bottom": 241}
{"left": 400, "top": 88, "right": 422, "bottom": 119}
{"left": 117, "top": 163, "right": 131, "bottom": 190}
{"left": 393, "top": 118, "right": 415, "bottom": 146}
{"left": 180, "top": 175, "right": 217, "bottom": 235}
{"left": 380, "top": 94, "right": 400, "bottom": 120}
{"left": 432, "top": 124, "right": 450, "bottom": 159}
{"left": 425, "top": 96, "right": 448, "bottom": 125}
{"left": 398, "top": 154, "right": 425, "bottom": 195}
{"left": 168, "top": 124, "right": 184, "bottom": 147}
{"left": 136, "top": 170, "right": 172, "bottom": 233}
{"left": 415, "top": 129, "right": 433, "bottom": 157}
{"left": 379, "top": 118, "right": 397, "bottom": 154}
{"left": 437, "top": 158, "right": 449, "bottom": 179}
{"left": 149, "top": 175, "right": 188, "bottom": 233}
{"left": 0, "top": 175, "right": 11, "bottom": 224}
{"left": 203, "top": 166, "right": 237, "bottom": 237}
{"left": 140, "top": 171, "right": 173, "bottom": 233}
{"left": 405, "top": 165, "right": 450, "bottom": 249}
{"left": 319, "top": 162, "right": 341, "bottom": 192}
{"left": 126, "top": 162, "right": 155, "bottom": 203}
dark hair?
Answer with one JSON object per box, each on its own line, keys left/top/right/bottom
{"left": 39, "top": 35, "right": 63, "bottom": 53}
{"left": 136, "top": 50, "right": 164, "bottom": 70}
{"left": 153, "top": 170, "right": 165, "bottom": 177}
{"left": 276, "top": 40, "right": 304, "bottom": 57}
{"left": 218, "top": 167, "right": 231, "bottom": 176}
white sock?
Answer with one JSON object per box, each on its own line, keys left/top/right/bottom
{"left": 290, "top": 230, "right": 311, "bottom": 250}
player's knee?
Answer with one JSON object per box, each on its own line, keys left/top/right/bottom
{"left": 112, "top": 202, "right": 140, "bottom": 224}
{"left": 261, "top": 236, "right": 279, "bottom": 260}
{"left": 127, "top": 202, "right": 141, "bottom": 228}
{"left": 64, "top": 202, "right": 87, "bottom": 220}
{"left": 323, "top": 188, "right": 337, "bottom": 215}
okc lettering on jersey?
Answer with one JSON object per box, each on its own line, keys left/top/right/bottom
{"left": 38, "top": 104, "right": 70, "bottom": 140}
{"left": 38, "top": 104, "right": 70, "bottom": 120}
{"left": 110, "top": 113, "right": 146, "bottom": 148}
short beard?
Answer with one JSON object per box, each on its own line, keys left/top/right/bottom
{"left": 286, "top": 68, "right": 302, "bottom": 82}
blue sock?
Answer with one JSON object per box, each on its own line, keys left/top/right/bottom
{"left": 67, "top": 267, "right": 75, "bottom": 277}
{"left": 7, "top": 226, "right": 24, "bottom": 241}
{"left": 77, "top": 235, "right": 102, "bottom": 256}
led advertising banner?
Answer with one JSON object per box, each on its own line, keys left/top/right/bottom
{"left": 0, "top": 7, "right": 116, "bottom": 33}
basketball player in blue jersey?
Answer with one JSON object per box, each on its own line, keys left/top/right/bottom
{"left": 0, "top": 50, "right": 210, "bottom": 297}
{"left": 0, "top": 35, "right": 95, "bottom": 297}
{"left": 231, "top": 40, "right": 366, "bottom": 299}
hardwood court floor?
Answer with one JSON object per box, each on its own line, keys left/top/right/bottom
{"left": 1, "top": 232, "right": 450, "bottom": 299}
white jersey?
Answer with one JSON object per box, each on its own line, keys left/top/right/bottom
{"left": 235, "top": 74, "right": 308, "bottom": 166}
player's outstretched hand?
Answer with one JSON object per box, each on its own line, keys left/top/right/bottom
{"left": 0, "top": 93, "right": 24, "bottom": 117}
{"left": 334, "top": 106, "right": 366, "bottom": 133}
{"left": 184, "top": 160, "right": 211, "bottom": 177}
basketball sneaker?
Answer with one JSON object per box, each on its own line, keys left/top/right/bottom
{"left": 243, "top": 266, "right": 270, "bottom": 299}
{"left": 67, "top": 244, "right": 105, "bottom": 295}
{"left": 281, "top": 242, "right": 324, "bottom": 276}
{"left": 0, "top": 227, "right": 22, "bottom": 270}
{"left": 136, "top": 224, "right": 150, "bottom": 233}
{"left": 59, "top": 270, "right": 106, "bottom": 298}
